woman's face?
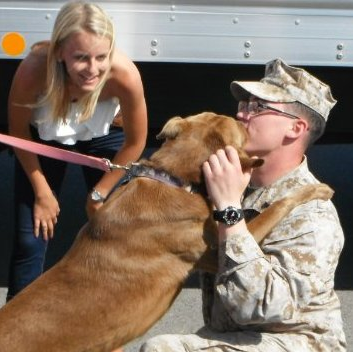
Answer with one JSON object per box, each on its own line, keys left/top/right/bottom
{"left": 58, "top": 30, "right": 111, "bottom": 93}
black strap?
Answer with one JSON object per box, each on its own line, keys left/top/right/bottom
{"left": 243, "top": 208, "right": 260, "bottom": 222}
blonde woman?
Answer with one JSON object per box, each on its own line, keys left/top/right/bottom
{"left": 7, "top": 1, "right": 147, "bottom": 300}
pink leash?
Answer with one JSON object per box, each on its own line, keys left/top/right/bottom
{"left": 0, "top": 133, "right": 131, "bottom": 172}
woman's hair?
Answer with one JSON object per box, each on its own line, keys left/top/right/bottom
{"left": 41, "top": 1, "right": 116, "bottom": 123}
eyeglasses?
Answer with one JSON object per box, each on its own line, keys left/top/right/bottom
{"left": 238, "top": 101, "right": 300, "bottom": 120}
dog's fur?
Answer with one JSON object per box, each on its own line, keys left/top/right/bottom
{"left": 0, "top": 112, "right": 333, "bottom": 352}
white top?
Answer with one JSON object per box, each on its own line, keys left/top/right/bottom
{"left": 31, "top": 98, "right": 120, "bottom": 145}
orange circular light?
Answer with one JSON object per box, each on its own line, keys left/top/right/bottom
{"left": 1, "top": 32, "right": 26, "bottom": 56}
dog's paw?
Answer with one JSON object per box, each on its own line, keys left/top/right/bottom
{"left": 298, "top": 183, "right": 334, "bottom": 202}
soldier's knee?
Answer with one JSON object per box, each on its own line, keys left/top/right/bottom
{"left": 139, "top": 336, "right": 164, "bottom": 352}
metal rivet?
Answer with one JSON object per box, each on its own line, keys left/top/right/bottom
{"left": 233, "top": 17, "right": 239, "bottom": 24}
{"left": 295, "top": 19, "right": 301, "bottom": 25}
{"left": 151, "top": 39, "right": 158, "bottom": 46}
{"left": 170, "top": 15, "right": 176, "bottom": 21}
{"left": 244, "top": 41, "right": 251, "bottom": 48}
{"left": 336, "top": 53, "right": 343, "bottom": 60}
{"left": 45, "top": 14, "right": 52, "bottom": 20}
{"left": 244, "top": 51, "right": 251, "bottom": 58}
{"left": 171, "top": 5, "right": 176, "bottom": 11}
{"left": 337, "top": 43, "right": 344, "bottom": 50}
{"left": 151, "top": 48, "right": 158, "bottom": 56}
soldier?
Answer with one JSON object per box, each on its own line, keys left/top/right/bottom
{"left": 139, "top": 59, "right": 346, "bottom": 351}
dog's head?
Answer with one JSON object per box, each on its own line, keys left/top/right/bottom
{"left": 148, "top": 112, "right": 263, "bottom": 184}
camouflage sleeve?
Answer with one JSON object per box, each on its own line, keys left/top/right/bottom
{"left": 214, "top": 202, "right": 344, "bottom": 326}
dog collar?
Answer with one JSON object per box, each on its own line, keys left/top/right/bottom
{"left": 122, "top": 163, "right": 199, "bottom": 193}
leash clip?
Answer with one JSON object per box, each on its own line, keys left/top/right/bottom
{"left": 102, "top": 159, "right": 139, "bottom": 171}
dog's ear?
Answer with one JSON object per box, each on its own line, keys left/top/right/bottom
{"left": 236, "top": 148, "right": 264, "bottom": 169}
{"left": 156, "top": 116, "right": 184, "bottom": 140}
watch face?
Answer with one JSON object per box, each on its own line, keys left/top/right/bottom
{"left": 91, "top": 191, "right": 100, "bottom": 201}
{"left": 213, "top": 206, "right": 244, "bottom": 225}
{"left": 224, "top": 207, "right": 241, "bottom": 225}
{"left": 91, "top": 190, "right": 105, "bottom": 202}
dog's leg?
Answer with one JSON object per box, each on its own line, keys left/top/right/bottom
{"left": 248, "top": 183, "right": 334, "bottom": 244}
{"left": 197, "top": 183, "right": 333, "bottom": 273}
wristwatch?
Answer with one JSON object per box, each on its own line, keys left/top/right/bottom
{"left": 213, "top": 206, "right": 244, "bottom": 225}
{"left": 90, "top": 188, "right": 106, "bottom": 203}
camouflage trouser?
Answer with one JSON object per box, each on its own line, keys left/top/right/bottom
{"left": 139, "top": 327, "right": 310, "bottom": 352}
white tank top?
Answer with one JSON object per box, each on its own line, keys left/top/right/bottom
{"left": 31, "top": 98, "right": 120, "bottom": 145}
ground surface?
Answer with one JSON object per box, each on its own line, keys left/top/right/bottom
{"left": 0, "top": 287, "right": 352, "bottom": 351}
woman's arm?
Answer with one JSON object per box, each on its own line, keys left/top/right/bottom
{"left": 8, "top": 49, "right": 60, "bottom": 239}
{"left": 86, "top": 49, "right": 148, "bottom": 217}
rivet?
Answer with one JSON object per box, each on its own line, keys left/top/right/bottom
{"left": 295, "top": 19, "right": 301, "bottom": 25}
{"left": 336, "top": 53, "right": 343, "bottom": 60}
{"left": 233, "top": 17, "right": 239, "bottom": 24}
{"left": 337, "top": 43, "right": 344, "bottom": 50}
{"left": 151, "top": 48, "right": 158, "bottom": 56}
{"left": 171, "top": 5, "right": 176, "bottom": 11}
{"left": 170, "top": 15, "right": 176, "bottom": 21}
{"left": 151, "top": 39, "right": 158, "bottom": 46}
{"left": 244, "top": 51, "right": 251, "bottom": 58}
{"left": 45, "top": 13, "right": 52, "bottom": 20}
{"left": 244, "top": 41, "right": 251, "bottom": 48}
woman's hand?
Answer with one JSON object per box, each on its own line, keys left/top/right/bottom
{"left": 33, "top": 192, "right": 60, "bottom": 241}
{"left": 202, "top": 146, "right": 252, "bottom": 210}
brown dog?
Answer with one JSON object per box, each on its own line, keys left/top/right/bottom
{"left": 0, "top": 112, "right": 333, "bottom": 352}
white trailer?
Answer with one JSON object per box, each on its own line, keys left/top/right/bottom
{"left": 1, "top": 0, "right": 353, "bottom": 66}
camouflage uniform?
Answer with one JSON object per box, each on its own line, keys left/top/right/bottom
{"left": 140, "top": 158, "right": 346, "bottom": 352}
{"left": 140, "top": 58, "right": 346, "bottom": 352}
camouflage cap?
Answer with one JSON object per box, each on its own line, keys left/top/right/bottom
{"left": 230, "top": 58, "right": 337, "bottom": 121}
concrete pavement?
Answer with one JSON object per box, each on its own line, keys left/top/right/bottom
{"left": 0, "top": 287, "right": 352, "bottom": 351}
